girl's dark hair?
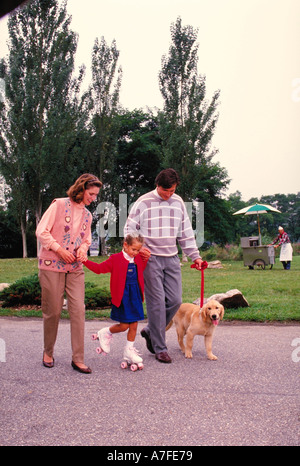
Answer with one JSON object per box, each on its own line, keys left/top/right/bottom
{"left": 155, "top": 168, "right": 180, "bottom": 188}
{"left": 67, "top": 174, "right": 102, "bottom": 204}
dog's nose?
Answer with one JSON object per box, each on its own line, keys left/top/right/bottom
{"left": 212, "top": 314, "right": 217, "bottom": 320}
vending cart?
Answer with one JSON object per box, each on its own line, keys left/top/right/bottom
{"left": 241, "top": 237, "right": 275, "bottom": 269}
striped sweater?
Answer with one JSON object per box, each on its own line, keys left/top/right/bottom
{"left": 124, "top": 189, "right": 201, "bottom": 261}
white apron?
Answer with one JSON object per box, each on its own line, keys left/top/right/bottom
{"left": 280, "top": 243, "right": 293, "bottom": 261}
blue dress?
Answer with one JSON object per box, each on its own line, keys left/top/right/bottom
{"left": 110, "top": 263, "right": 144, "bottom": 323}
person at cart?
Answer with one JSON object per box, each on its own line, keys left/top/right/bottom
{"left": 269, "top": 226, "right": 293, "bottom": 270}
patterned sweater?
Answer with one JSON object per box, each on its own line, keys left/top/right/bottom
{"left": 124, "top": 189, "right": 201, "bottom": 261}
{"left": 36, "top": 198, "right": 92, "bottom": 272}
{"left": 271, "top": 232, "right": 291, "bottom": 246}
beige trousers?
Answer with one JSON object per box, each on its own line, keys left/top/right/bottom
{"left": 39, "top": 269, "right": 86, "bottom": 363}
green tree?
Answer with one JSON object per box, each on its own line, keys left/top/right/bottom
{"left": 116, "top": 109, "right": 162, "bottom": 202}
{"left": 158, "top": 17, "right": 231, "bottom": 243}
{"left": 84, "top": 36, "right": 122, "bottom": 199}
{"left": 260, "top": 193, "right": 300, "bottom": 241}
{"left": 83, "top": 36, "right": 122, "bottom": 254}
{"left": 0, "top": 0, "right": 85, "bottom": 257}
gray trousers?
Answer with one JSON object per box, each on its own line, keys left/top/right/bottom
{"left": 143, "top": 255, "right": 182, "bottom": 353}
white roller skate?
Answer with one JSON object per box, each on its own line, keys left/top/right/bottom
{"left": 91, "top": 328, "right": 113, "bottom": 355}
{"left": 121, "top": 346, "right": 144, "bottom": 371}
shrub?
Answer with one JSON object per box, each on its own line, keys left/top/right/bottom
{"left": 0, "top": 273, "right": 111, "bottom": 309}
{"left": 0, "top": 273, "right": 41, "bottom": 307}
{"left": 200, "top": 244, "right": 243, "bottom": 262}
{"left": 84, "top": 287, "right": 111, "bottom": 309}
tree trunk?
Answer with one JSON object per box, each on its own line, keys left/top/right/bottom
{"left": 20, "top": 217, "right": 28, "bottom": 258}
{"left": 35, "top": 203, "right": 42, "bottom": 258}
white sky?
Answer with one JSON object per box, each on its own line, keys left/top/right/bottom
{"left": 1, "top": 0, "right": 299, "bottom": 201}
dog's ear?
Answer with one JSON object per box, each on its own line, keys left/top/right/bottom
{"left": 219, "top": 304, "right": 225, "bottom": 320}
{"left": 201, "top": 303, "right": 209, "bottom": 321}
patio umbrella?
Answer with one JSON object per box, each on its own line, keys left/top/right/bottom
{"left": 233, "top": 203, "right": 281, "bottom": 241}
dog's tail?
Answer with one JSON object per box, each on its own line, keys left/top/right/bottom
{"left": 166, "top": 320, "right": 173, "bottom": 331}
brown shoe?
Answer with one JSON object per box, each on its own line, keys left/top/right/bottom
{"left": 155, "top": 351, "right": 172, "bottom": 363}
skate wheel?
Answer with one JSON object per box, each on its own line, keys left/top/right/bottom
{"left": 91, "top": 334, "right": 98, "bottom": 341}
{"left": 130, "top": 364, "right": 138, "bottom": 372}
{"left": 121, "top": 361, "right": 128, "bottom": 369}
{"left": 138, "top": 363, "right": 144, "bottom": 370}
{"left": 96, "top": 347, "right": 102, "bottom": 354}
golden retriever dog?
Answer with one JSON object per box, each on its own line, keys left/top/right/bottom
{"left": 169, "top": 300, "right": 224, "bottom": 360}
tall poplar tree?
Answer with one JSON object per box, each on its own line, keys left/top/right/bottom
{"left": 159, "top": 17, "right": 232, "bottom": 243}
{"left": 83, "top": 36, "right": 122, "bottom": 254}
{"left": 159, "top": 17, "right": 228, "bottom": 200}
{"left": 84, "top": 36, "right": 122, "bottom": 200}
{"left": 0, "top": 0, "right": 85, "bottom": 257}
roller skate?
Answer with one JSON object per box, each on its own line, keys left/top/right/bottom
{"left": 121, "top": 346, "right": 144, "bottom": 371}
{"left": 91, "top": 328, "right": 113, "bottom": 355}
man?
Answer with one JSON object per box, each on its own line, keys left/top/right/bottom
{"left": 124, "top": 168, "right": 203, "bottom": 363}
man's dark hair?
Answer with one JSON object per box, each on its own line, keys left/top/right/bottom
{"left": 155, "top": 168, "right": 180, "bottom": 188}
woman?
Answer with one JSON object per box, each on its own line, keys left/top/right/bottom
{"left": 270, "top": 226, "right": 293, "bottom": 270}
{"left": 36, "top": 174, "right": 102, "bottom": 373}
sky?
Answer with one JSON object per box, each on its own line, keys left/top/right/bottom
{"left": 0, "top": 0, "right": 299, "bottom": 201}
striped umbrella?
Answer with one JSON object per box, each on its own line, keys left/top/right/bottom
{"left": 233, "top": 203, "right": 281, "bottom": 239}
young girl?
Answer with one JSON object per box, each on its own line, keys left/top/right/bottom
{"left": 83, "top": 233, "right": 149, "bottom": 368}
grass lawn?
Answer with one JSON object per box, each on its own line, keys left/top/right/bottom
{"left": 0, "top": 255, "right": 299, "bottom": 322}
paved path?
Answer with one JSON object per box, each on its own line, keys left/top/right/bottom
{"left": 0, "top": 317, "right": 299, "bottom": 447}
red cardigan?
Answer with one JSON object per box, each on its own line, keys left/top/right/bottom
{"left": 83, "top": 252, "right": 148, "bottom": 308}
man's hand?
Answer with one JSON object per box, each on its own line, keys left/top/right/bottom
{"left": 139, "top": 247, "right": 151, "bottom": 261}
{"left": 193, "top": 258, "right": 204, "bottom": 270}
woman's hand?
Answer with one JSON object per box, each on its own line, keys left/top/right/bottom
{"left": 76, "top": 246, "right": 88, "bottom": 263}
{"left": 57, "top": 247, "right": 76, "bottom": 263}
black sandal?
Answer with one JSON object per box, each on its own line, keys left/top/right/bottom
{"left": 71, "top": 361, "right": 92, "bottom": 374}
{"left": 43, "top": 353, "right": 54, "bottom": 368}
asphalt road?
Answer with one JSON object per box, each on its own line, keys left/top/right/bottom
{"left": 0, "top": 317, "right": 299, "bottom": 447}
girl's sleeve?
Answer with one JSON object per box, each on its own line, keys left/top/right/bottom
{"left": 137, "top": 254, "right": 149, "bottom": 272}
{"left": 83, "top": 258, "right": 113, "bottom": 274}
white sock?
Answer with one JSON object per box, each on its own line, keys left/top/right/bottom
{"left": 125, "top": 340, "right": 134, "bottom": 349}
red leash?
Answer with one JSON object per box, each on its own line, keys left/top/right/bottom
{"left": 191, "top": 261, "right": 208, "bottom": 307}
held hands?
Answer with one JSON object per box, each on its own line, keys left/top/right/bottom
{"left": 76, "top": 246, "right": 88, "bottom": 263}
{"left": 139, "top": 247, "right": 151, "bottom": 261}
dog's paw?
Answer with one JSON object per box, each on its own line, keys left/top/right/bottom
{"left": 207, "top": 354, "right": 218, "bottom": 360}
{"left": 185, "top": 351, "right": 193, "bottom": 359}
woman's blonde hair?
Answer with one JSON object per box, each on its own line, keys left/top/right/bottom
{"left": 67, "top": 174, "right": 102, "bottom": 204}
